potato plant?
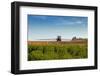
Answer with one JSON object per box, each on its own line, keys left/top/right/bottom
{"left": 28, "top": 42, "right": 87, "bottom": 61}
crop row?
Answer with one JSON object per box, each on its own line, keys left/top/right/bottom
{"left": 28, "top": 44, "right": 87, "bottom": 61}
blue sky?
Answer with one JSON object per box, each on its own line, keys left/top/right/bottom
{"left": 28, "top": 15, "right": 88, "bottom": 41}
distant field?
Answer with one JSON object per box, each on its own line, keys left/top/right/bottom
{"left": 28, "top": 40, "right": 88, "bottom": 61}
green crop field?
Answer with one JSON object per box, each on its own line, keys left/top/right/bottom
{"left": 28, "top": 41, "right": 88, "bottom": 61}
